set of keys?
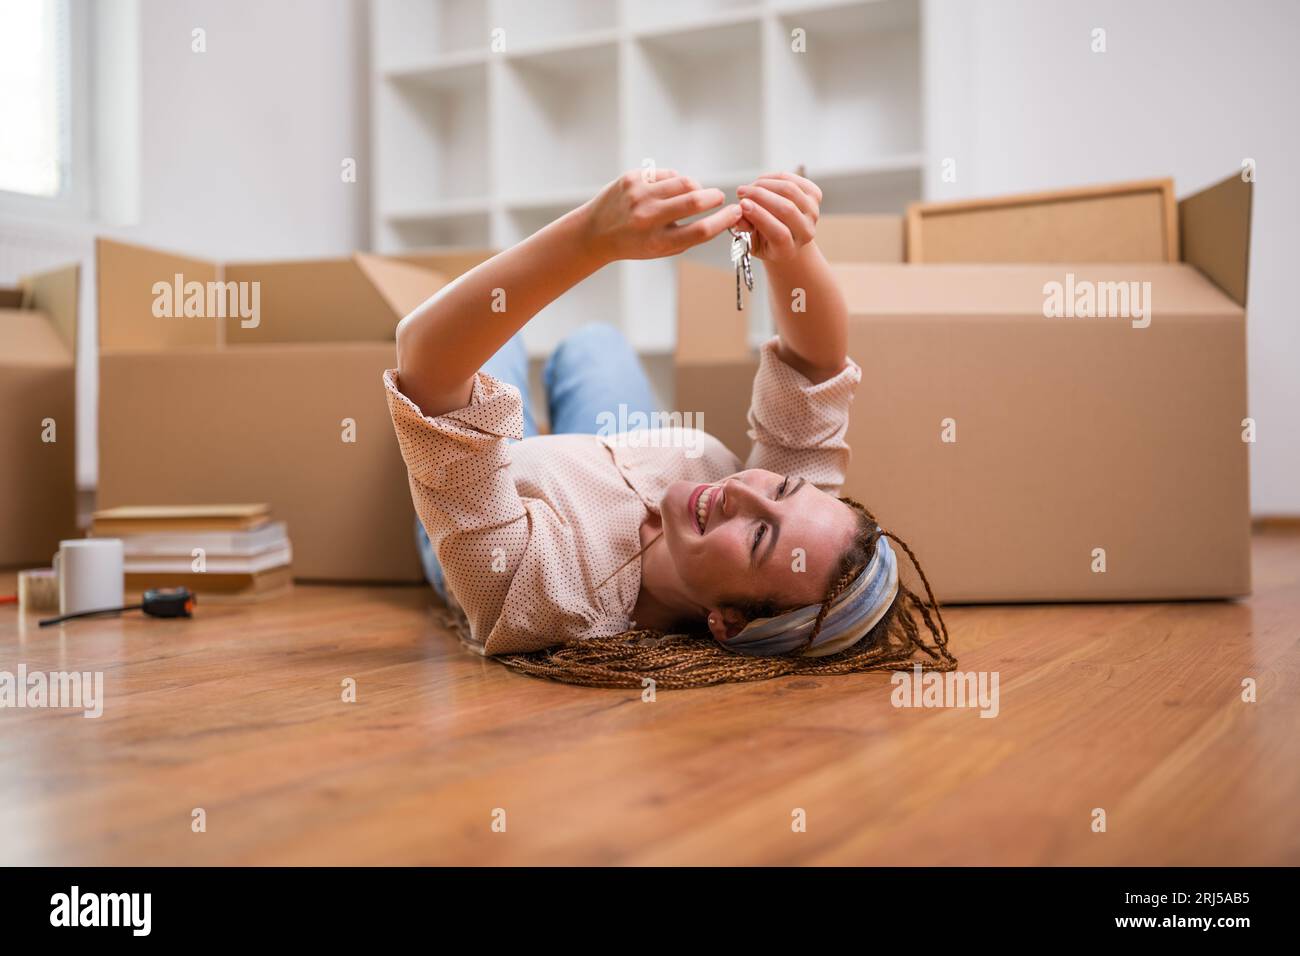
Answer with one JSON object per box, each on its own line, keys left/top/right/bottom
{"left": 729, "top": 227, "right": 754, "bottom": 311}
{"left": 724, "top": 166, "right": 807, "bottom": 310}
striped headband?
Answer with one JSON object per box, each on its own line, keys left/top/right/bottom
{"left": 722, "top": 536, "right": 899, "bottom": 658}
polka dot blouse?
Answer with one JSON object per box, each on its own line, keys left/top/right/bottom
{"left": 384, "top": 337, "right": 863, "bottom": 655}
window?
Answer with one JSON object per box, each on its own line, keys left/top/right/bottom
{"left": 0, "top": 0, "right": 72, "bottom": 198}
{"left": 0, "top": 0, "right": 92, "bottom": 220}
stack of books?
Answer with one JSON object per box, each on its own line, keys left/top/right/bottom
{"left": 91, "top": 504, "right": 292, "bottom": 599}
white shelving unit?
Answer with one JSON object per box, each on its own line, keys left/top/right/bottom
{"left": 371, "top": 0, "right": 925, "bottom": 356}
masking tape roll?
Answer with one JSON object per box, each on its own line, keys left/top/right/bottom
{"left": 18, "top": 568, "right": 59, "bottom": 613}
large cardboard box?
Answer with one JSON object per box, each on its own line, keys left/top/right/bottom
{"left": 676, "top": 173, "right": 1252, "bottom": 602}
{"left": 95, "top": 239, "right": 493, "bottom": 582}
{"left": 0, "top": 263, "right": 79, "bottom": 567}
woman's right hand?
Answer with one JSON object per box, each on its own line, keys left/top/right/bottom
{"left": 580, "top": 169, "right": 742, "bottom": 264}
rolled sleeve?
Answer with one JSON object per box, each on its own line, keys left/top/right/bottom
{"left": 384, "top": 368, "right": 531, "bottom": 650}
{"left": 385, "top": 369, "right": 523, "bottom": 495}
{"left": 744, "top": 337, "right": 863, "bottom": 495}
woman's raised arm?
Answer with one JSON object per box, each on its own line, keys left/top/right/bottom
{"left": 395, "top": 169, "right": 741, "bottom": 418}
{"left": 734, "top": 171, "right": 848, "bottom": 384}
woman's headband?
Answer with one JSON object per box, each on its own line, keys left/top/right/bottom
{"left": 722, "top": 536, "right": 899, "bottom": 658}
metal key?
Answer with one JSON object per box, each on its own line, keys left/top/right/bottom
{"left": 729, "top": 228, "right": 754, "bottom": 311}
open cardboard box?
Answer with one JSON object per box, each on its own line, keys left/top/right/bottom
{"left": 95, "top": 239, "right": 493, "bottom": 582}
{"left": 0, "top": 263, "right": 80, "bottom": 567}
{"left": 676, "top": 175, "right": 1252, "bottom": 602}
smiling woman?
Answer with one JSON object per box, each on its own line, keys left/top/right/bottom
{"left": 388, "top": 169, "right": 955, "bottom": 688}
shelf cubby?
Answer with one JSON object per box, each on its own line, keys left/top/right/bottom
{"left": 492, "top": 0, "right": 619, "bottom": 52}
{"left": 375, "top": 60, "right": 490, "bottom": 221}
{"left": 813, "top": 163, "right": 923, "bottom": 213}
{"left": 496, "top": 41, "right": 621, "bottom": 201}
{"left": 767, "top": 0, "right": 921, "bottom": 172}
{"left": 374, "top": 0, "right": 490, "bottom": 70}
{"left": 622, "top": 0, "right": 762, "bottom": 34}
{"left": 627, "top": 20, "right": 764, "bottom": 180}
{"left": 387, "top": 209, "right": 493, "bottom": 249}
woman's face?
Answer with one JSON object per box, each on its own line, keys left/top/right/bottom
{"left": 659, "top": 469, "right": 860, "bottom": 631}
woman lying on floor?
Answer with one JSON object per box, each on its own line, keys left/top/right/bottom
{"left": 386, "top": 169, "right": 954, "bottom": 687}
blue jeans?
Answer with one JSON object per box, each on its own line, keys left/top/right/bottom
{"left": 416, "top": 323, "right": 660, "bottom": 601}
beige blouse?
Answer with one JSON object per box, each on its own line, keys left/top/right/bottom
{"left": 385, "top": 337, "right": 863, "bottom": 655}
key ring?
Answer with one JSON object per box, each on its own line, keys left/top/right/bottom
{"left": 728, "top": 227, "right": 754, "bottom": 311}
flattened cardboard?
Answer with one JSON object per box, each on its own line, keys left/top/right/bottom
{"left": 22, "top": 260, "right": 79, "bottom": 351}
{"left": 677, "top": 356, "right": 761, "bottom": 466}
{"left": 907, "top": 178, "right": 1178, "bottom": 264}
{"left": 97, "top": 239, "right": 221, "bottom": 350}
{"left": 0, "top": 309, "right": 71, "bottom": 365}
{"left": 0, "top": 263, "right": 79, "bottom": 567}
{"left": 354, "top": 253, "right": 449, "bottom": 319}
{"left": 223, "top": 257, "right": 411, "bottom": 345}
{"left": 96, "top": 238, "right": 454, "bottom": 582}
{"left": 392, "top": 248, "right": 496, "bottom": 280}
{"left": 0, "top": 362, "right": 77, "bottom": 566}
{"left": 815, "top": 214, "right": 905, "bottom": 263}
{"left": 1179, "top": 172, "right": 1252, "bottom": 306}
{"left": 676, "top": 259, "right": 751, "bottom": 364}
{"left": 675, "top": 260, "right": 759, "bottom": 460}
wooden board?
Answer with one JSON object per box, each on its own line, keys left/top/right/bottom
{"left": 907, "top": 178, "right": 1179, "bottom": 264}
{"left": 92, "top": 503, "right": 271, "bottom": 535}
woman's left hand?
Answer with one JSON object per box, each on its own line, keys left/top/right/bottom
{"left": 734, "top": 172, "right": 823, "bottom": 262}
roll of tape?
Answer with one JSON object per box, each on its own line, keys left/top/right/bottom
{"left": 18, "top": 568, "right": 60, "bottom": 613}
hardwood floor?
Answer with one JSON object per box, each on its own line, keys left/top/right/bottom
{"left": 2, "top": 528, "right": 1297, "bottom": 866}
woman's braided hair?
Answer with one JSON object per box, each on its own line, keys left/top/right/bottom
{"left": 476, "top": 496, "right": 957, "bottom": 689}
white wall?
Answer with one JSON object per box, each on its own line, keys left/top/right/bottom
{"left": 121, "top": 0, "right": 370, "bottom": 260}
{"left": 924, "top": 0, "right": 1300, "bottom": 515}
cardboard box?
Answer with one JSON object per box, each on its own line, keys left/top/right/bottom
{"left": 813, "top": 214, "right": 905, "bottom": 263}
{"left": 907, "top": 178, "right": 1179, "bottom": 264}
{"left": 95, "top": 238, "right": 494, "bottom": 582}
{"left": 0, "top": 263, "right": 79, "bottom": 567}
{"left": 675, "top": 214, "right": 905, "bottom": 460}
{"left": 676, "top": 173, "right": 1252, "bottom": 602}
{"left": 675, "top": 258, "right": 757, "bottom": 461}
